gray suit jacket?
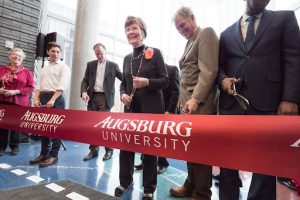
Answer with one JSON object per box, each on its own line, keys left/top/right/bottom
{"left": 179, "top": 26, "right": 219, "bottom": 114}
{"left": 81, "top": 60, "right": 122, "bottom": 109}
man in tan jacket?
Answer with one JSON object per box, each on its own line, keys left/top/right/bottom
{"left": 169, "top": 6, "right": 219, "bottom": 200}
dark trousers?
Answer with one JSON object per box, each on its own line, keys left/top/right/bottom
{"left": 141, "top": 154, "right": 169, "bottom": 167}
{"left": 88, "top": 92, "right": 112, "bottom": 153}
{"left": 0, "top": 129, "right": 20, "bottom": 150}
{"left": 158, "top": 157, "right": 169, "bottom": 167}
{"left": 120, "top": 150, "right": 157, "bottom": 193}
{"left": 219, "top": 102, "right": 276, "bottom": 200}
{"left": 39, "top": 93, "right": 65, "bottom": 158}
{"left": 0, "top": 102, "right": 20, "bottom": 150}
{"left": 184, "top": 162, "right": 212, "bottom": 200}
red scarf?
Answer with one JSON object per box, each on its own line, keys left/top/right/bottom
{"left": 1, "top": 65, "right": 24, "bottom": 88}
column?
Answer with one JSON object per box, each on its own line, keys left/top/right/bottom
{"left": 69, "top": 0, "right": 102, "bottom": 110}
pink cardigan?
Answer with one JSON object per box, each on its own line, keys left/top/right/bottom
{"left": 0, "top": 66, "right": 34, "bottom": 106}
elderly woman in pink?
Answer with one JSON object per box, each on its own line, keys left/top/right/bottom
{"left": 0, "top": 48, "right": 34, "bottom": 156}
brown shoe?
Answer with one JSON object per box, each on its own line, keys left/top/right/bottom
{"left": 29, "top": 155, "right": 47, "bottom": 165}
{"left": 39, "top": 157, "right": 58, "bottom": 167}
{"left": 169, "top": 186, "right": 192, "bottom": 197}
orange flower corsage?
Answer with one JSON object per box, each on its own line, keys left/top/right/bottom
{"left": 144, "top": 48, "right": 154, "bottom": 59}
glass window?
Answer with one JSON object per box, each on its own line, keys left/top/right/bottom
{"left": 47, "top": 17, "right": 75, "bottom": 41}
{"left": 47, "top": 0, "right": 77, "bottom": 20}
{"left": 98, "top": 35, "right": 114, "bottom": 55}
{"left": 114, "top": 40, "right": 131, "bottom": 58}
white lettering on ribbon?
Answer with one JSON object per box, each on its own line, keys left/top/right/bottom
{"left": 291, "top": 138, "right": 300, "bottom": 148}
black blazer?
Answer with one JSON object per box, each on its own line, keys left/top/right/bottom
{"left": 217, "top": 10, "right": 300, "bottom": 111}
{"left": 81, "top": 60, "right": 122, "bottom": 109}
{"left": 120, "top": 47, "right": 168, "bottom": 113}
{"left": 163, "top": 64, "right": 179, "bottom": 113}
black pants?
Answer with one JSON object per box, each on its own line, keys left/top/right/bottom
{"left": 0, "top": 129, "right": 20, "bottom": 150}
{"left": 119, "top": 150, "right": 157, "bottom": 193}
{"left": 88, "top": 92, "right": 112, "bottom": 153}
{"left": 158, "top": 157, "right": 169, "bottom": 167}
{"left": 141, "top": 154, "right": 169, "bottom": 167}
{"left": 219, "top": 102, "right": 276, "bottom": 200}
{"left": 39, "top": 93, "right": 65, "bottom": 158}
{"left": 0, "top": 102, "right": 20, "bottom": 150}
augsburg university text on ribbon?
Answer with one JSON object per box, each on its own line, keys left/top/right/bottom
{"left": 0, "top": 104, "right": 299, "bottom": 179}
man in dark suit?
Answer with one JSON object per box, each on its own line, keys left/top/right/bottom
{"left": 81, "top": 43, "right": 122, "bottom": 161}
{"left": 134, "top": 64, "right": 180, "bottom": 174}
{"left": 217, "top": 0, "right": 300, "bottom": 199}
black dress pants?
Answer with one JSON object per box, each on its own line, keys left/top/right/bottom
{"left": 0, "top": 102, "right": 20, "bottom": 150}
{"left": 158, "top": 157, "right": 169, "bottom": 167}
{"left": 39, "top": 93, "right": 65, "bottom": 158}
{"left": 140, "top": 154, "right": 169, "bottom": 167}
{"left": 88, "top": 92, "right": 112, "bottom": 153}
{"left": 0, "top": 129, "right": 20, "bottom": 150}
{"left": 219, "top": 102, "right": 276, "bottom": 200}
{"left": 119, "top": 150, "right": 157, "bottom": 193}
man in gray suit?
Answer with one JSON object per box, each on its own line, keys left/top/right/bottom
{"left": 169, "top": 7, "right": 219, "bottom": 200}
{"left": 81, "top": 43, "right": 122, "bottom": 161}
{"left": 217, "top": 0, "right": 300, "bottom": 199}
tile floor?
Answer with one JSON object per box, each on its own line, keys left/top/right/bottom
{"left": 0, "top": 140, "right": 298, "bottom": 200}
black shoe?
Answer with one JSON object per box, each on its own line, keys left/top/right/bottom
{"left": 212, "top": 175, "right": 220, "bottom": 181}
{"left": 213, "top": 175, "right": 220, "bottom": 187}
{"left": 114, "top": 182, "right": 133, "bottom": 197}
{"left": 134, "top": 163, "right": 143, "bottom": 170}
{"left": 142, "top": 193, "right": 153, "bottom": 200}
{"left": 158, "top": 166, "right": 167, "bottom": 174}
{"left": 102, "top": 151, "right": 112, "bottom": 161}
{"left": 278, "top": 178, "right": 296, "bottom": 191}
{"left": 83, "top": 151, "right": 98, "bottom": 161}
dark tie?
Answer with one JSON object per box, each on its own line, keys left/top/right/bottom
{"left": 245, "top": 16, "right": 256, "bottom": 50}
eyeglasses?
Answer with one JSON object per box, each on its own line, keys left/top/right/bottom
{"left": 125, "top": 26, "right": 141, "bottom": 33}
{"left": 232, "top": 82, "right": 250, "bottom": 110}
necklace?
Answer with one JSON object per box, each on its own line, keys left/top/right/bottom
{"left": 130, "top": 50, "right": 144, "bottom": 77}
{"left": 127, "top": 49, "right": 145, "bottom": 110}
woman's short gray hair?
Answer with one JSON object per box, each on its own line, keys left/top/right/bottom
{"left": 8, "top": 48, "right": 26, "bottom": 60}
{"left": 174, "top": 6, "right": 194, "bottom": 20}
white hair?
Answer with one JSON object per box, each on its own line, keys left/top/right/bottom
{"left": 8, "top": 48, "right": 26, "bottom": 60}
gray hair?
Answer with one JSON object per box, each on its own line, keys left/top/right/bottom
{"left": 93, "top": 43, "right": 106, "bottom": 51}
{"left": 8, "top": 48, "right": 26, "bottom": 60}
{"left": 173, "top": 6, "right": 194, "bottom": 21}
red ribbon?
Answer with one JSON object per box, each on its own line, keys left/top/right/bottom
{"left": 0, "top": 104, "right": 299, "bottom": 179}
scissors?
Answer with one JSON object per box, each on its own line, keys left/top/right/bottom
{"left": 232, "top": 82, "right": 250, "bottom": 110}
{"left": 126, "top": 88, "right": 136, "bottom": 110}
